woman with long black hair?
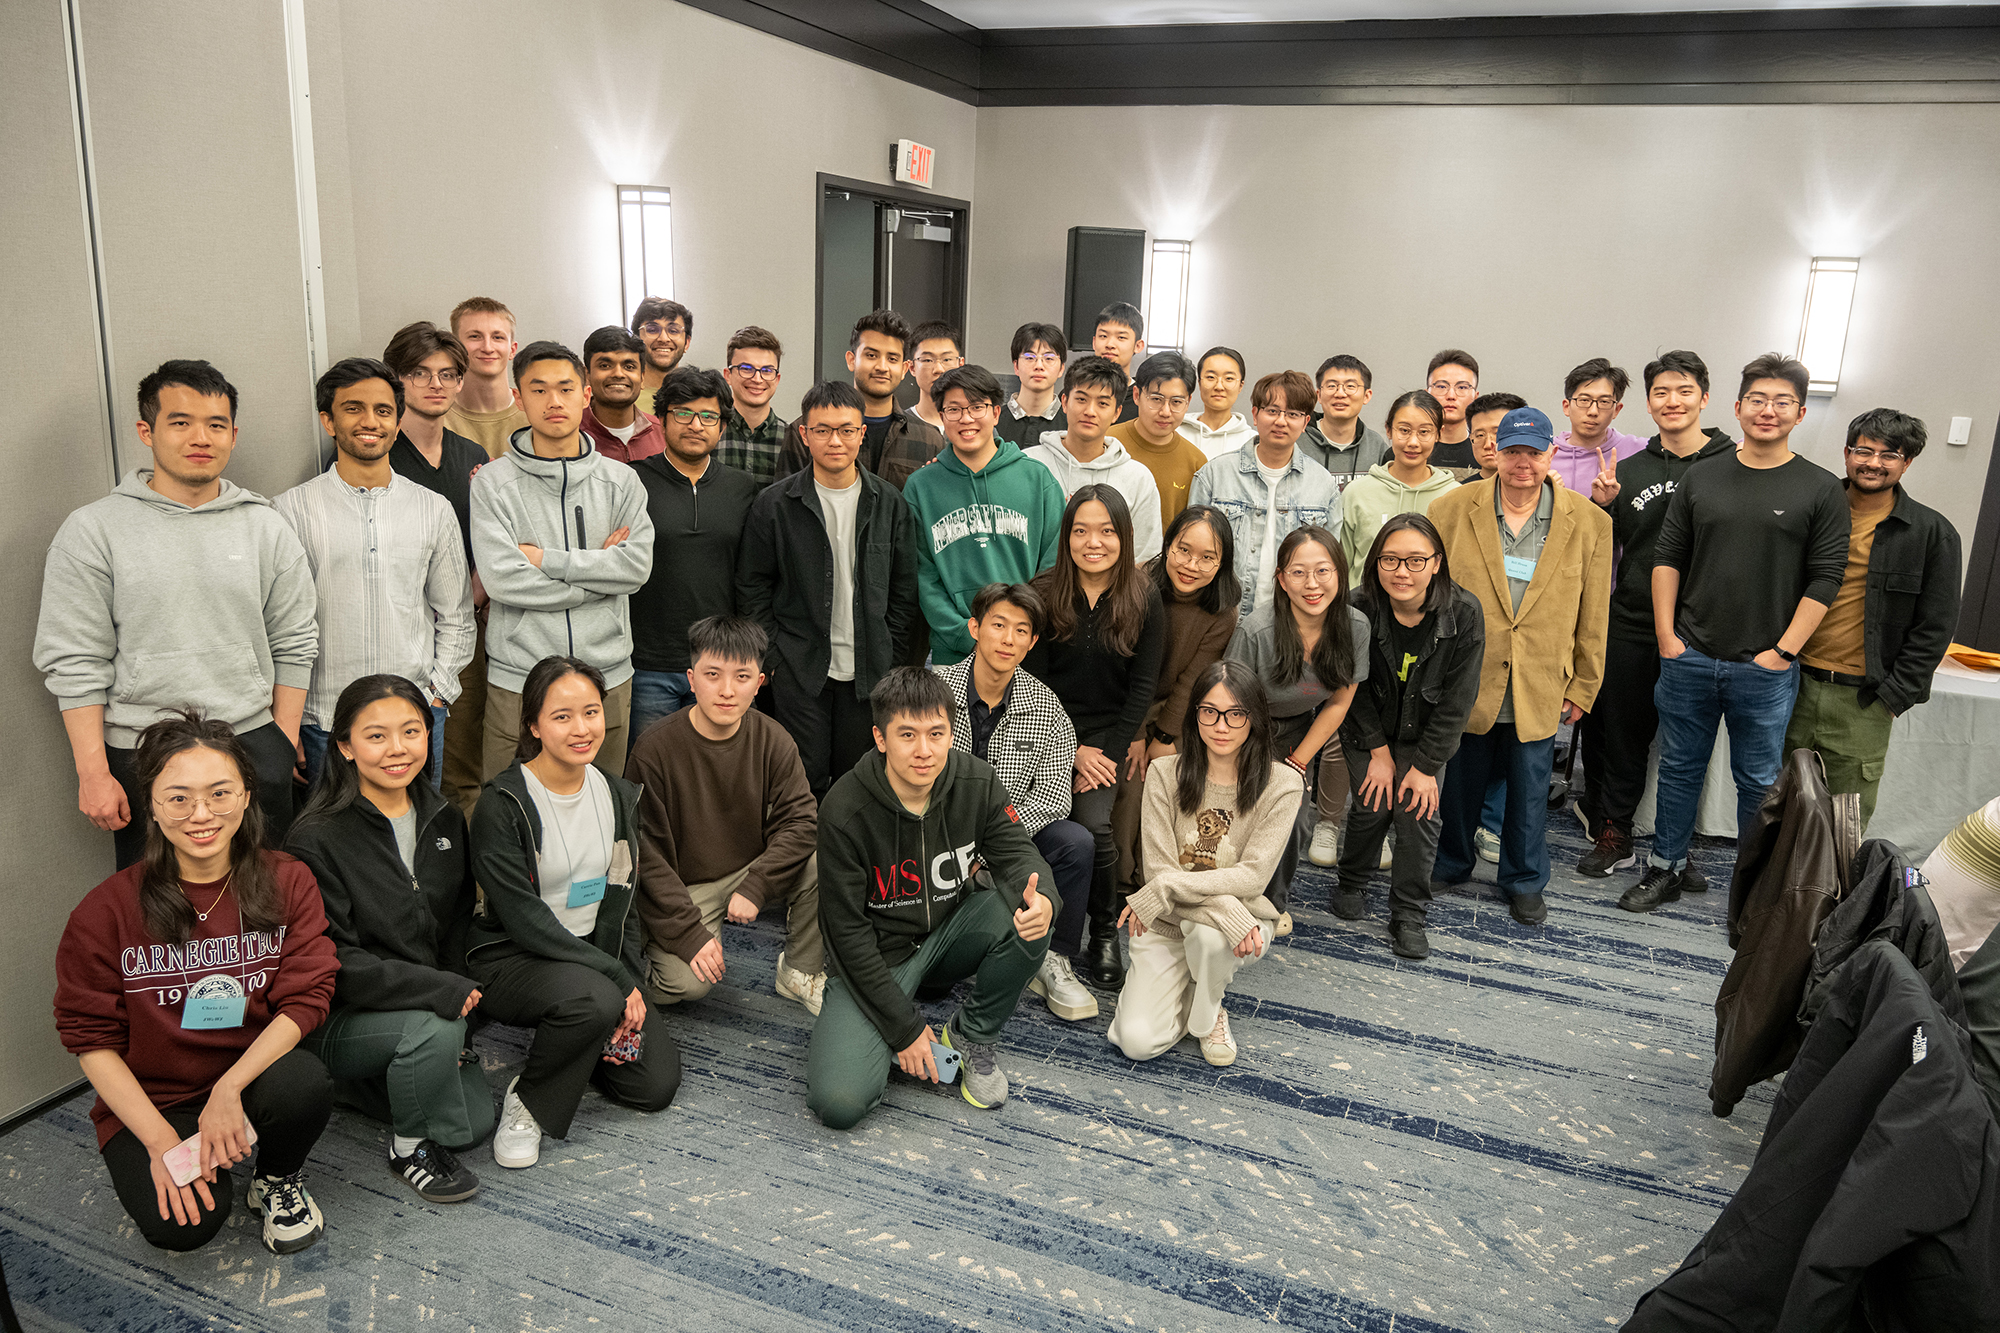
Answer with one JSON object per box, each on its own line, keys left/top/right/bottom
{"left": 1226, "top": 524, "right": 1370, "bottom": 926}
{"left": 55, "top": 710, "right": 338, "bottom": 1255}
{"left": 287, "top": 673, "right": 491, "bottom": 1203}
{"left": 466, "top": 655, "right": 680, "bottom": 1171}
{"left": 1024, "top": 483, "right": 1167, "bottom": 989}
{"left": 1108, "top": 661, "right": 1299, "bottom": 1067}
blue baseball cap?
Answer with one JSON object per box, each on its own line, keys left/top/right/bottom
{"left": 1496, "top": 406, "right": 1555, "bottom": 451}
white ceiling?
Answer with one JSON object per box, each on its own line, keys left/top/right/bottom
{"left": 930, "top": 0, "right": 1988, "bottom": 28}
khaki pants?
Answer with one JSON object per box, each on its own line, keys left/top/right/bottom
{"left": 642, "top": 857, "right": 823, "bottom": 1005}
{"left": 484, "top": 676, "right": 633, "bottom": 782}
{"left": 442, "top": 619, "right": 489, "bottom": 819}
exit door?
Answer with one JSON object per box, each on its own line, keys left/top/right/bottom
{"left": 815, "top": 173, "right": 971, "bottom": 391}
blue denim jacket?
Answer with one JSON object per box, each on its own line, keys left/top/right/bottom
{"left": 1188, "top": 445, "right": 1342, "bottom": 614}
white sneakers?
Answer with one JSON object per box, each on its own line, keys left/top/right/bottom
{"left": 1027, "top": 952, "right": 1098, "bottom": 1020}
{"left": 775, "top": 951, "right": 827, "bottom": 1017}
{"left": 1380, "top": 833, "right": 1395, "bottom": 870}
{"left": 1307, "top": 820, "right": 1341, "bottom": 867}
{"left": 1199, "top": 1010, "right": 1237, "bottom": 1067}
{"left": 493, "top": 1076, "right": 543, "bottom": 1170}
{"left": 1474, "top": 827, "right": 1502, "bottom": 864}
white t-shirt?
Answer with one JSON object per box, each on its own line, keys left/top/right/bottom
{"left": 1254, "top": 456, "right": 1289, "bottom": 601}
{"left": 523, "top": 765, "right": 615, "bottom": 938}
{"left": 605, "top": 419, "right": 638, "bottom": 445}
{"left": 816, "top": 476, "right": 863, "bottom": 683}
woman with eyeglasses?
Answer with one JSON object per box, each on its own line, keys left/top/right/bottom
{"left": 1338, "top": 390, "right": 1457, "bottom": 589}
{"left": 1336, "top": 515, "right": 1486, "bottom": 961}
{"left": 1108, "top": 662, "right": 1299, "bottom": 1067}
{"left": 1111, "top": 505, "right": 1242, "bottom": 911}
{"left": 1025, "top": 484, "right": 1168, "bottom": 989}
{"left": 55, "top": 710, "right": 338, "bottom": 1256}
{"left": 467, "top": 656, "right": 682, "bottom": 1172}
{"left": 1226, "top": 524, "right": 1369, "bottom": 929}
{"left": 286, "top": 674, "right": 491, "bottom": 1205}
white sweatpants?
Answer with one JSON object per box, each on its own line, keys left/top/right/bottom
{"left": 1106, "top": 919, "right": 1272, "bottom": 1061}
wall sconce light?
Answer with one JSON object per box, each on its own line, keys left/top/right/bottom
{"left": 617, "top": 185, "right": 674, "bottom": 324}
{"left": 1146, "top": 239, "right": 1192, "bottom": 356}
{"left": 1797, "top": 256, "right": 1858, "bottom": 395}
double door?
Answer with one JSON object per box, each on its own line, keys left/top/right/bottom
{"left": 816, "top": 173, "right": 970, "bottom": 403}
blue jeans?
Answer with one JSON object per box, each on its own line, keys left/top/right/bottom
{"left": 300, "top": 703, "right": 447, "bottom": 791}
{"left": 1436, "top": 722, "right": 1556, "bottom": 899}
{"left": 1649, "top": 646, "right": 1799, "bottom": 868}
{"left": 630, "top": 670, "right": 694, "bottom": 743}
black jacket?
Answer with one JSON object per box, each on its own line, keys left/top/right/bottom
{"left": 735, "top": 467, "right": 923, "bottom": 697}
{"left": 1801, "top": 839, "right": 1965, "bottom": 1033}
{"left": 1626, "top": 939, "right": 2000, "bottom": 1333}
{"left": 1340, "top": 580, "right": 1485, "bottom": 777}
{"left": 1848, "top": 480, "right": 1961, "bottom": 716}
{"left": 1605, "top": 429, "right": 1736, "bottom": 644}
{"left": 628, "top": 456, "right": 761, "bottom": 673}
{"left": 285, "top": 781, "right": 478, "bottom": 1019}
{"left": 1962, "top": 922, "right": 2000, "bottom": 1124}
{"left": 778, "top": 408, "right": 944, "bottom": 492}
{"left": 466, "top": 763, "right": 646, "bottom": 995}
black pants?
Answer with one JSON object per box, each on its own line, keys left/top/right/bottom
{"left": 1583, "top": 636, "right": 1663, "bottom": 836}
{"left": 467, "top": 944, "right": 681, "bottom": 1138}
{"left": 1034, "top": 818, "right": 1095, "bottom": 955}
{"left": 774, "top": 675, "right": 875, "bottom": 797}
{"left": 99, "top": 1047, "right": 331, "bottom": 1253}
{"left": 105, "top": 720, "right": 297, "bottom": 869}
{"left": 1268, "top": 711, "right": 1341, "bottom": 915}
{"left": 1337, "top": 743, "right": 1444, "bottom": 923}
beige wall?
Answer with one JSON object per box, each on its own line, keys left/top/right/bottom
{"left": 968, "top": 102, "right": 2000, "bottom": 540}
{"left": 318, "top": 0, "right": 978, "bottom": 419}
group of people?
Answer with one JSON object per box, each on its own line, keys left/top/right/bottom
{"left": 40, "top": 292, "right": 1965, "bottom": 1263}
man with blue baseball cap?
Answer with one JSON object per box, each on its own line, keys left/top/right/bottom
{"left": 1425, "top": 405, "right": 1612, "bottom": 924}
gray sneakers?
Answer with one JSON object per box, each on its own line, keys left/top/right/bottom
{"left": 941, "top": 1019, "right": 1007, "bottom": 1110}
{"left": 1026, "top": 952, "right": 1098, "bottom": 1021}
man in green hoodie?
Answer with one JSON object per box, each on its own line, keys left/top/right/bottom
{"left": 902, "top": 365, "right": 1066, "bottom": 666}
{"left": 807, "top": 668, "right": 1056, "bottom": 1130}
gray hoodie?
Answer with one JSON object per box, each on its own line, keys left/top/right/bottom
{"left": 1300, "top": 419, "right": 1391, "bottom": 492}
{"left": 471, "top": 429, "right": 654, "bottom": 692}
{"left": 34, "top": 470, "right": 319, "bottom": 747}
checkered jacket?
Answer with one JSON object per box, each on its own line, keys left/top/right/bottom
{"left": 932, "top": 657, "right": 1077, "bottom": 835}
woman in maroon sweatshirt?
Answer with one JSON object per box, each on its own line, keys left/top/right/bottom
{"left": 54, "top": 710, "right": 338, "bottom": 1255}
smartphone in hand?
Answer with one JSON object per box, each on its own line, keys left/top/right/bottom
{"left": 929, "top": 1041, "right": 962, "bottom": 1084}
{"left": 163, "top": 1122, "right": 259, "bottom": 1187}
{"left": 603, "top": 1030, "right": 645, "bottom": 1063}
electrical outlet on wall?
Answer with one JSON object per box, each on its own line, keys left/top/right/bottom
{"left": 1948, "top": 417, "right": 1973, "bottom": 446}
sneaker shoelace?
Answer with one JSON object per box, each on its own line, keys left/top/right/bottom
{"left": 1208, "top": 1012, "right": 1232, "bottom": 1045}
{"left": 1048, "top": 955, "right": 1079, "bottom": 985}
{"left": 1593, "top": 827, "right": 1626, "bottom": 854}
{"left": 263, "top": 1173, "right": 310, "bottom": 1220}
{"left": 504, "top": 1097, "right": 538, "bottom": 1135}
{"left": 408, "top": 1141, "right": 463, "bottom": 1178}
{"left": 953, "top": 1028, "right": 998, "bottom": 1075}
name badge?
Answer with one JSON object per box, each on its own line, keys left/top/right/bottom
{"left": 182, "top": 995, "right": 247, "bottom": 1030}
{"left": 567, "top": 875, "right": 608, "bottom": 909}
{"left": 1504, "top": 555, "right": 1538, "bottom": 582}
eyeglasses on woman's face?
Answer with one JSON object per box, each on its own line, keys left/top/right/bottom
{"left": 1196, "top": 703, "right": 1250, "bottom": 730}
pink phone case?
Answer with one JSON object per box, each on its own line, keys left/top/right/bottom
{"left": 164, "top": 1123, "right": 259, "bottom": 1187}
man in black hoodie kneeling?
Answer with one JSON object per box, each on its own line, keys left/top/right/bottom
{"left": 807, "top": 667, "right": 1056, "bottom": 1130}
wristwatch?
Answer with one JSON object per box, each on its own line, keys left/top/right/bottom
{"left": 1774, "top": 645, "right": 1797, "bottom": 662}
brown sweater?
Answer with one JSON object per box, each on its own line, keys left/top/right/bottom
{"left": 1151, "top": 591, "right": 1238, "bottom": 743}
{"left": 625, "top": 708, "right": 817, "bottom": 962}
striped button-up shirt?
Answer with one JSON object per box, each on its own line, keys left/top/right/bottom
{"left": 274, "top": 468, "right": 475, "bottom": 727}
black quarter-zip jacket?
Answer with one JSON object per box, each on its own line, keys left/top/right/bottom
{"left": 628, "top": 455, "right": 761, "bottom": 673}
{"left": 285, "top": 779, "right": 479, "bottom": 1019}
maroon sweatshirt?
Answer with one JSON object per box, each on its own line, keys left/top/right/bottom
{"left": 54, "top": 853, "right": 338, "bottom": 1149}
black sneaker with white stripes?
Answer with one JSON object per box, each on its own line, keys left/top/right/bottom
{"left": 390, "top": 1139, "right": 481, "bottom": 1203}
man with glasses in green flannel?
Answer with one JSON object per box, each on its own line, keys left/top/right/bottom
{"left": 716, "top": 326, "right": 789, "bottom": 485}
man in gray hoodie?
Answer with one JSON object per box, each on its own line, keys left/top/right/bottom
{"left": 471, "top": 341, "right": 654, "bottom": 781}
{"left": 35, "top": 360, "right": 319, "bottom": 867}
{"left": 1299, "top": 354, "right": 1389, "bottom": 495}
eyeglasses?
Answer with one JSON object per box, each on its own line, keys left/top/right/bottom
{"left": 1196, "top": 704, "right": 1250, "bottom": 730}
{"left": 914, "top": 353, "right": 963, "bottom": 369}
{"left": 668, "top": 408, "right": 722, "bottom": 427}
{"left": 154, "top": 788, "right": 245, "bottom": 821}
{"left": 1168, "top": 541, "right": 1219, "bottom": 572}
{"left": 1377, "top": 553, "right": 1438, "bottom": 572}
{"left": 806, "top": 424, "right": 865, "bottom": 443}
{"left": 1429, "top": 379, "right": 1476, "bottom": 397}
{"left": 940, "top": 403, "right": 994, "bottom": 422}
{"left": 1018, "top": 352, "right": 1063, "bottom": 366}
{"left": 728, "top": 363, "right": 779, "bottom": 380}
{"left": 638, "top": 322, "right": 687, "bottom": 338}
{"left": 402, "top": 369, "right": 462, "bottom": 387}
{"left": 1845, "top": 444, "right": 1906, "bottom": 463}
{"left": 1568, "top": 395, "right": 1619, "bottom": 410}
{"left": 1142, "top": 392, "right": 1191, "bottom": 412}
{"left": 1258, "top": 407, "right": 1310, "bottom": 424}
{"left": 1390, "top": 424, "right": 1438, "bottom": 443}
{"left": 1742, "top": 394, "right": 1801, "bottom": 413}
{"left": 1284, "top": 563, "right": 1339, "bottom": 586}
{"left": 1321, "top": 379, "right": 1367, "bottom": 396}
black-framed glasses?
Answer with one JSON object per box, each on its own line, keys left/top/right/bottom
{"left": 638, "top": 322, "right": 687, "bottom": 338}
{"left": 728, "top": 363, "right": 779, "bottom": 380}
{"left": 669, "top": 408, "right": 722, "bottom": 427}
{"left": 1845, "top": 444, "right": 1906, "bottom": 463}
{"left": 805, "top": 424, "right": 865, "bottom": 443}
{"left": 1196, "top": 704, "right": 1250, "bottom": 730}
{"left": 402, "top": 369, "right": 462, "bottom": 387}
{"left": 1377, "top": 553, "right": 1438, "bottom": 572}
{"left": 1568, "top": 395, "right": 1619, "bottom": 410}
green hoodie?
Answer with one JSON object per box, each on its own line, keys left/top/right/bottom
{"left": 1338, "top": 462, "right": 1461, "bottom": 586}
{"left": 901, "top": 438, "right": 1066, "bottom": 664}
{"left": 817, "top": 749, "right": 1055, "bottom": 1051}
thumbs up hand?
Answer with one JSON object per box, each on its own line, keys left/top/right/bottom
{"left": 1013, "top": 873, "right": 1052, "bottom": 942}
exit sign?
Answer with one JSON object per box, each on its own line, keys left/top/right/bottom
{"left": 892, "top": 139, "right": 934, "bottom": 189}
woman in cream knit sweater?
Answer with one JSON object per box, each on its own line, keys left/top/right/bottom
{"left": 1108, "top": 660, "right": 1302, "bottom": 1067}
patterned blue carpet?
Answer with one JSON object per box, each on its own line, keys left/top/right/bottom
{"left": 3, "top": 815, "right": 1759, "bottom": 1332}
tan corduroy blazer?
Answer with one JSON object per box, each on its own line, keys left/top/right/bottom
{"left": 1427, "top": 477, "right": 1613, "bottom": 742}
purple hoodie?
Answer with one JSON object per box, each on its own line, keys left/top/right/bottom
{"left": 1551, "top": 427, "right": 1647, "bottom": 495}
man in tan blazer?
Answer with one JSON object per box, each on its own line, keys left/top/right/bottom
{"left": 1426, "top": 407, "right": 1611, "bottom": 924}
